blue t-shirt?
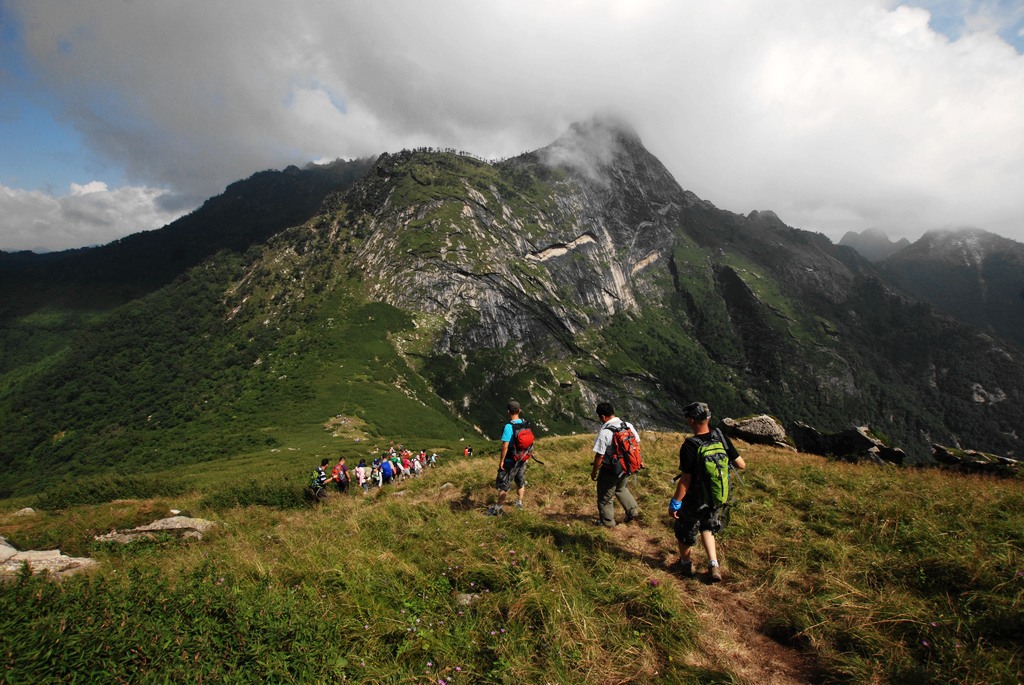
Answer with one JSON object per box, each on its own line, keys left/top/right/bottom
{"left": 501, "top": 418, "right": 524, "bottom": 443}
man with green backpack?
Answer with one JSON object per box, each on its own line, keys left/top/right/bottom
{"left": 669, "top": 401, "right": 746, "bottom": 582}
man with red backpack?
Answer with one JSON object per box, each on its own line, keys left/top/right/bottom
{"left": 487, "top": 401, "right": 534, "bottom": 516}
{"left": 590, "top": 401, "right": 642, "bottom": 528}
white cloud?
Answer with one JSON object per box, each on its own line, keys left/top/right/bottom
{"left": 4, "top": 0, "right": 1024, "bottom": 250}
{"left": 0, "top": 183, "right": 185, "bottom": 253}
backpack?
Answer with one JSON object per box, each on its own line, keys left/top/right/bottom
{"left": 509, "top": 420, "right": 535, "bottom": 461}
{"left": 695, "top": 429, "right": 731, "bottom": 509}
{"left": 608, "top": 421, "right": 643, "bottom": 476}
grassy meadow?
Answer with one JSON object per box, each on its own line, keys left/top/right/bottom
{"left": 1, "top": 433, "right": 1022, "bottom": 684}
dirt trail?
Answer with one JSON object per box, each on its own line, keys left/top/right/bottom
{"left": 436, "top": 471, "right": 815, "bottom": 684}
{"left": 610, "top": 522, "right": 815, "bottom": 685}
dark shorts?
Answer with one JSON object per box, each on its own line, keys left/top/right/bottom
{"left": 673, "top": 507, "right": 724, "bottom": 546}
{"left": 495, "top": 459, "right": 527, "bottom": 491}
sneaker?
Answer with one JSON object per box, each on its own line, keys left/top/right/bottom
{"left": 708, "top": 564, "right": 722, "bottom": 583}
{"left": 515, "top": 500, "right": 524, "bottom": 509}
{"left": 486, "top": 505, "right": 504, "bottom": 516}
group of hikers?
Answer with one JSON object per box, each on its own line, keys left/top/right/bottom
{"left": 307, "top": 398, "right": 745, "bottom": 583}
{"left": 308, "top": 447, "right": 438, "bottom": 498}
{"left": 488, "top": 399, "right": 746, "bottom": 583}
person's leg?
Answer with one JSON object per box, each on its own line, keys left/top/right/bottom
{"left": 595, "top": 469, "right": 618, "bottom": 526}
{"left": 515, "top": 463, "right": 526, "bottom": 507}
{"left": 700, "top": 529, "right": 717, "bottom": 565}
{"left": 490, "top": 465, "right": 510, "bottom": 514}
{"left": 613, "top": 474, "right": 639, "bottom": 520}
{"left": 673, "top": 516, "right": 699, "bottom": 577}
{"left": 700, "top": 529, "right": 722, "bottom": 582}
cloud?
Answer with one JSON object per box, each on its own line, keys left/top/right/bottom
{"left": 4, "top": 0, "right": 1024, "bottom": 249}
{"left": 0, "top": 183, "right": 185, "bottom": 253}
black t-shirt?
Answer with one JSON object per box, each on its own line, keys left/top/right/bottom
{"left": 678, "top": 428, "right": 739, "bottom": 508}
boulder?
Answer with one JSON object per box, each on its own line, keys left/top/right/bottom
{"left": 720, "top": 415, "right": 794, "bottom": 450}
{"left": 789, "top": 422, "right": 905, "bottom": 465}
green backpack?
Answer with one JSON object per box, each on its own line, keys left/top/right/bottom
{"left": 696, "top": 429, "right": 731, "bottom": 509}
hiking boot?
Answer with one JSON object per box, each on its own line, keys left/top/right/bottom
{"left": 708, "top": 564, "right": 722, "bottom": 583}
{"left": 515, "top": 500, "right": 524, "bottom": 509}
{"left": 593, "top": 518, "right": 616, "bottom": 528}
{"left": 486, "top": 505, "right": 504, "bottom": 517}
{"left": 624, "top": 510, "right": 641, "bottom": 524}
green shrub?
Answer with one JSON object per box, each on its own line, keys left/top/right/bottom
{"left": 199, "top": 481, "right": 308, "bottom": 511}
{"left": 33, "top": 474, "right": 187, "bottom": 510}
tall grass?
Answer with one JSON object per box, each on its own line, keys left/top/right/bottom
{"left": 1, "top": 434, "right": 1021, "bottom": 683}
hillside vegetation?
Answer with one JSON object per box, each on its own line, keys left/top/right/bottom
{"left": 2, "top": 435, "right": 1021, "bottom": 684}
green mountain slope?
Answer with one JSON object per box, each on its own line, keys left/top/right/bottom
{"left": 3, "top": 119, "right": 1023, "bottom": 497}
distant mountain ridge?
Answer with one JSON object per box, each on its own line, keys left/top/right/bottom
{"left": 878, "top": 228, "right": 1024, "bottom": 351}
{"left": 838, "top": 228, "right": 910, "bottom": 262}
{"left": 0, "top": 157, "right": 376, "bottom": 319}
{"left": 2, "top": 119, "right": 1022, "bottom": 496}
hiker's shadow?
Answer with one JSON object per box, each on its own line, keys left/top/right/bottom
{"left": 518, "top": 516, "right": 676, "bottom": 572}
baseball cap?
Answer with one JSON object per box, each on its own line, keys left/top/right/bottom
{"left": 682, "top": 402, "right": 710, "bottom": 420}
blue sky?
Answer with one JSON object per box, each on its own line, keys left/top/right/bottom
{"left": 2, "top": 0, "right": 1023, "bottom": 252}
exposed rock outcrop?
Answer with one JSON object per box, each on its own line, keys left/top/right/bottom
{"left": 931, "top": 445, "right": 1019, "bottom": 477}
{"left": 93, "top": 515, "right": 217, "bottom": 544}
{"left": 720, "top": 415, "right": 794, "bottom": 451}
{"left": 0, "top": 535, "right": 98, "bottom": 579}
{"left": 789, "top": 422, "right": 905, "bottom": 465}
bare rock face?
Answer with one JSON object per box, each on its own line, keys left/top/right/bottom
{"left": 0, "top": 536, "right": 98, "bottom": 579}
{"left": 94, "top": 515, "right": 217, "bottom": 544}
{"left": 720, "top": 415, "right": 794, "bottom": 450}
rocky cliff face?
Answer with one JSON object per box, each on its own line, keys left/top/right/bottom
{"left": 219, "top": 118, "right": 1024, "bottom": 459}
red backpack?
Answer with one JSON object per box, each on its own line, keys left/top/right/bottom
{"left": 608, "top": 421, "right": 643, "bottom": 476}
{"left": 509, "top": 420, "right": 535, "bottom": 461}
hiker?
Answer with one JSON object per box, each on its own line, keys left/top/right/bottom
{"left": 308, "top": 458, "right": 331, "bottom": 501}
{"left": 590, "top": 401, "right": 641, "bottom": 528}
{"left": 380, "top": 455, "right": 395, "bottom": 485}
{"left": 355, "top": 459, "right": 369, "bottom": 493}
{"left": 487, "top": 401, "right": 532, "bottom": 516}
{"left": 332, "top": 456, "right": 350, "bottom": 494}
{"left": 669, "top": 401, "right": 746, "bottom": 582}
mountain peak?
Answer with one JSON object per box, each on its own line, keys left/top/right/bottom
{"left": 838, "top": 228, "right": 910, "bottom": 262}
{"left": 538, "top": 115, "right": 649, "bottom": 183}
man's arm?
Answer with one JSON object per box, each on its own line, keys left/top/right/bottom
{"left": 498, "top": 441, "right": 509, "bottom": 470}
{"left": 670, "top": 473, "right": 691, "bottom": 518}
{"left": 733, "top": 455, "right": 747, "bottom": 470}
{"left": 591, "top": 452, "right": 603, "bottom": 481}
